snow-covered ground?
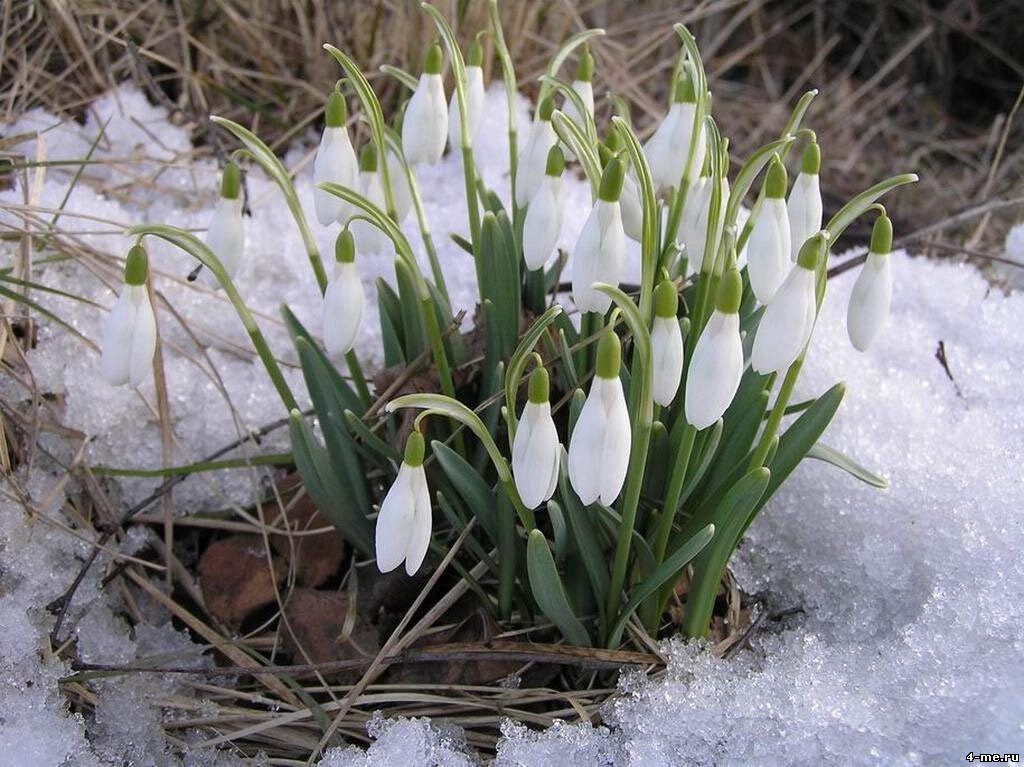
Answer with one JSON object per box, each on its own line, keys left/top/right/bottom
{"left": 1, "top": 84, "right": 1022, "bottom": 765}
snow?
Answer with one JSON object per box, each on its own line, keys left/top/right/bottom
{"left": 2, "top": 83, "right": 1023, "bottom": 764}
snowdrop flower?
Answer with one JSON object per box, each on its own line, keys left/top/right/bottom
{"left": 101, "top": 245, "right": 156, "bottom": 388}
{"left": 375, "top": 430, "right": 432, "bottom": 575}
{"left": 512, "top": 367, "right": 561, "bottom": 509}
{"left": 523, "top": 146, "right": 565, "bottom": 270}
{"left": 604, "top": 126, "right": 643, "bottom": 242}
{"left": 202, "top": 162, "right": 244, "bottom": 288}
{"left": 651, "top": 279, "right": 684, "bottom": 406}
{"left": 385, "top": 148, "right": 414, "bottom": 224}
{"left": 572, "top": 159, "right": 626, "bottom": 314}
{"left": 685, "top": 267, "right": 744, "bottom": 429}
{"left": 313, "top": 89, "right": 358, "bottom": 226}
{"left": 751, "top": 233, "right": 824, "bottom": 374}
{"left": 847, "top": 213, "right": 894, "bottom": 351}
{"left": 561, "top": 46, "right": 594, "bottom": 161}
{"left": 515, "top": 97, "right": 556, "bottom": 207}
{"left": 322, "top": 229, "right": 364, "bottom": 358}
{"left": 447, "top": 39, "right": 485, "bottom": 151}
{"left": 681, "top": 171, "right": 728, "bottom": 274}
{"left": 568, "top": 331, "right": 631, "bottom": 505}
{"left": 350, "top": 146, "right": 391, "bottom": 256}
{"left": 788, "top": 140, "right": 822, "bottom": 261}
{"left": 746, "top": 155, "right": 791, "bottom": 303}
{"left": 403, "top": 44, "right": 447, "bottom": 165}
{"left": 643, "top": 73, "right": 705, "bottom": 192}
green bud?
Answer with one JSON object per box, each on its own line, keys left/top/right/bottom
{"left": 605, "top": 124, "right": 622, "bottom": 152}
{"left": 335, "top": 228, "right": 355, "bottom": 263}
{"left": 545, "top": 145, "right": 565, "bottom": 177}
{"left": 797, "top": 231, "right": 826, "bottom": 270}
{"left": 654, "top": 279, "right": 678, "bottom": 318}
{"left": 528, "top": 366, "right": 550, "bottom": 404}
{"left": 467, "top": 39, "right": 484, "bottom": 67}
{"left": 597, "top": 142, "right": 614, "bottom": 167}
{"left": 764, "top": 154, "right": 787, "bottom": 199}
{"left": 801, "top": 140, "right": 821, "bottom": 175}
{"left": 124, "top": 244, "right": 149, "bottom": 286}
{"left": 673, "top": 70, "right": 696, "bottom": 104}
{"left": 325, "top": 89, "right": 347, "bottom": 128}
{"left": 404, "top": 430, "right": 425, "bottom": 466}
{"left": 359, "top": 144, "right": 377, "bottom": 173}
{"left": 870, "top": 212, "right": 893, "bottom": 255}
{"left": 598, "top": 158, "right": 625, "bottom": 202}
{"left": 538, "top": 96, "right": 555, "bottom": 121}
{"left": 424, "top": 43, "right": 443, "bottom": 75}
{"left": 576, "top": 45, "right": 594, "bottom": 82}
{"left": 220, "top": 161, "right": 241, "bottom": 200}
{"left": 715, "top": 268, "right": 743, "bottom": 314}
{"left": 595, "top": 330, "right": 621, "bottom": 379}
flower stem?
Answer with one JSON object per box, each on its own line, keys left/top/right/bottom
{"left": 750, "top": 357, "right": 803, "bottom": 469}
{"left": 344, "top": 349, "right": 371, "bottom": 406}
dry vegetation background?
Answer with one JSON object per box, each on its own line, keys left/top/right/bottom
{"left": 2, "top": 0, "right": 1022, "bottom": 265}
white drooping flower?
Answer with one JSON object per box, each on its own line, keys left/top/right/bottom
{"left": 350, "top": 146, "right": 391, "bottom": 256}
{"left": 203, "top": 162, "right": 244, "bottom": 288}
{"left": 402, "top": 44, "right": 448, "bottom": 165}
{"left": 685, "top": 268, "right": 745, "bottom": 429}
{"left": 788, "top": 140, "right": 823, "bottom": 261}
{"left": 619, "top": 171, "right": 643, "bottom": 242}
{"left": 572, "top": 159, "right": 626, "bottom": 313}
{"left": 751, "top": 233, "right": 824, "bottom": 375}
{"left": 314, "top": 91, "right": 358, "bottom": 226}
{"left": 101, "top": 245, "right": 157, "bottom": 388}
{"left": 375, "top": 431, "right": 432, "bottom": 576}
{"left": 561, "top": 46, "right": 595, "bottom": 161}
{"left": 681, "top": 173, "right": 729, "bottom": 274}
{"left": 385, "top": 148, "right": 414, "bottom": 224}
{"left": 447, "top": 40, "right": 485, "bottom": 151}
{"left": 515, "top": 97, "right": 557, "bottom": 207}
{"left": 651, "top": 279, "right": 685, "bottom": 407}
{"left": 746, "top": 155, "right": 792, "bottom": 303}
{"left": 522, "top": 146, "right": 565, "bottom": 271}
{"left": 643, "top": 74, "right": 705, "bottom": 192}
{"left": 848, "top": 213, "right": 894, "bottom": 351}
{"left": 512, "top": 368, "right": 561, "bottom": 509}
{"left": 568, "top": 331, "right": 631, "bottom": 505}
{"left": 322, "top": 229, "right": 364, "bottom": 358}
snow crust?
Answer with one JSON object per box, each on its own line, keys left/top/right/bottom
{"left": 2, "top": 84, "right": 1022, "bottom": 764}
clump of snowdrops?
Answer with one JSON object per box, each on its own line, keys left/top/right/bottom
{"left": 105, "top": 2, "right": 915, "bottom": 648}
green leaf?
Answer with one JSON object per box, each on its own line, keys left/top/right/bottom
{"left": 394, "top": 258, "right": 425, "bottom": 359}
{"left": 537, "top": 28, "right": 605, "bottom": 104}
{"left": 527, "top": 530, "right": 592, "bottom": 646}
{"left": 677, "top": 416, "right": 723, "bottom": 507}
{"left": 376, "top": 278, "right": 406, "bottom": 365}
{"left": 547, "top": 500, "right": 569, "bottom": 562}
{"left": 807, "top": 442, "right": 888, "bottom": 489}
{"left": 550, "top": 111, "right": 602, "bottom": 198}
{"left": 380, "top": 64, "right": 418, "bottom": 91}
{"left": 431, "top": 440, "right": 498, "bottom": 544}
{"left": 436, "top": 491, "right": 499, "bottom": 577}
{"left": 826, "top": 174, "right": 919, "bottom": 244}
{"left": 282, "top": 306, "right": 362, "bottom": 414}
{"left": 557, "top": 458, "right": 609, "bottom": 633}
{"left": 450, "top": 232, "right": 474, "bottom": 255}
{"left": 343, "top": 410, "right": 399, "bottom": 462}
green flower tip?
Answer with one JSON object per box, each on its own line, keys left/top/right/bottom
{"left": 359, "top": 144, "right": 377, "bottom": 172}
{"left": 124, "top": 244, "right": 149, "bottom": 286}
{"left": 538, "top": 96, "right": 555, "bottom": 121}
{"left": 220, "top": 161, "right": 241, "bottom": 200}
{"left": 325, "top": 89, "right": 347, "bottom": 127}
{"left": 404, "top": 429, "right": 426, "bottom": 466}
{"left": 598, "top": 157, "right": 624, "bottom": 202}
{"left": 528, "top": 366, "right": 550, "bottom": 404}
{"left": 595, "top": 330, "right": 621, "bottom": 379}
{"left": 467, "top": 39, "right": 484, "bottom": 67}
{"left": 576, "top": 45, "right": 594, "bottom": 82}
{"left": 424, "top": 43, "right": 443, "bottom": 75}
{"left": 673, "top": 70, "right": 696, "bottom": 104}
{"left": 764, "top": 154, "right": 787, "bottom": 199}
{"left": 801, "top": 140, "right": 821, "bottom": 175}
{"left": 545, "top": 145, "right": 565, "bottom": 177}
{"left": 335, "top": 228, "right": 355, "bottom": 263}
{"left": 654, "top": 279, "right": 678, "bottom": 318}
{"left": 715, "top": 268, "right": 743, "bottom": 314}
{"left": 797, "top": 231, "right": 826, "bottom": 270}
{"left": 870, "top": 213, "right": 893, "bottom": 255}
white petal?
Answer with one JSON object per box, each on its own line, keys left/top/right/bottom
{"left": 595, "top": 201, "right": 625, "bottom": 289}
{"left": 375, "top": 464, "right": 416, "bottom": 572}
{"left": 561, "top": 80, "right": 594, "bottom": 161}
{"left": 351, "top": 171, "right": 390, "bottom": 255}
{"left": 386, "top": 150, "right": 414, "bottom": 223}
{"left": 100, "top": 289, "right": 135, "bottom": 386}
{"left": 620, "top": 173, "right": 643, "bottom": 242}
{"left": 598, "top": 377, "right": 631, "bottom": 505}
{"left": 127, "top": 286, "right": 157, "bottom": 387}
{"left": 751, "top": 265, "right": 817, "bottom": 374}
{"left": 643, "top": 107, "right": 679, "bottom": 190}
{"left": 523, "top": 177, "right": 562, "bottom": 270}
{"left": 404, "top": 467, "right": 432, "bottom": 575}
{"left": 747, "top": 197, "right": 791, "bottom": 303}
{"left": 568, "top": 380, "right": 607, "bottom": 505}
{"left": 515, "top": 119, "right": 555, "bottom": 207}
{"left": 204, "top": 197, "right": 245, "bottom": 286}
{"left": 313, "top": 126, "right": 357, "bottom": 225}
{"left": 513, "top": 402, "right": 560, "bottom": 509}
{"left": 448, "top": 66, "right": 485, "bottom": 150}
{"left": 685, "top": 311, "right": 744, "bottom": 429}
{"left": 651, "top": 315, "right": 684, "bottom": 406}
{"left": 787, "top": 173, "right": 822, "bottom": 262}
{"left": 570, "top": 203, "right": 604, "bottom": 313}
{"left": 323, "top": 262, "right": 365, "bottom": 357}
{"left": 403, "top": 73, "right": 448, "bottom": 165}
{"left": 847, "top": 252, "right": 892, "bottom": 351}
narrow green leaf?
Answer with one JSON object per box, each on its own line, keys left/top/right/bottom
{"left": 527, "top": 530, "right": 592, "bottom": 646}
{"left": 807, "top": 442, "right": 888, "bottom": 489}
{"left": 537, "top": 28, "right": 606, "bottom": 104}
{"left": 343, "top": 410, "right": 399, "bottom": 462}
{"left": 826, "top": 174, "right": 919, "bottom": 244}
{"left": 380, "top": 64, "right": 418, "bottom": 91}
{"left": 431, "top": 440, "right": 498, "bottom": 544}
{"left": 394, "top": 258, "right": 425, "bottom": 359}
